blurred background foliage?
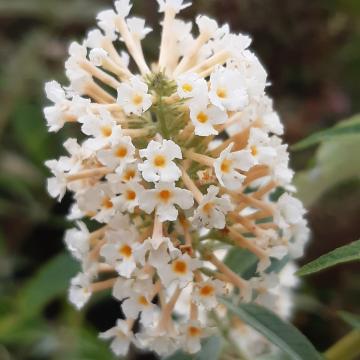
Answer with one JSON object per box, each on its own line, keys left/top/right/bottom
{"left": 0, "top": 0, "right": 359, "bottom": 359}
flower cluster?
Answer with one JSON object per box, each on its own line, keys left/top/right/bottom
{"left": 44, "top": 0, "right": 309, "bottom": 357}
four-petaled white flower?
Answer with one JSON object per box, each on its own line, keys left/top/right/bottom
{"left": 64, "top": 221, "right": 90, "bottom": 261}
{"left": 193, "top": 185, "right": 234, "bottom": 229}
{"left": 177, "top": 73, "right": 208, "bottom": 106}
{"left": 139, "top": 182, "right": 194, "bottom": 222}
{"left": 180, "top": 321, "right": 207, "bottom": 354}
{"left": 100, "top": 230, "right": 137, "bottom": 277}
{"left": 157, "top": 0, "right": 192, "bottom": 13}
{"left": 209, "top": 66, "right": 249, "bottom": 111}
{"left": 127, "top": 17, "right": 153, "bottom": 40}
{"left": 189, "top": 103, "right": 227, "bottom": 136}
{"left": 157, "top": 253, "right": 202, "bottom": 288}
{"left": 214, "top": 143, "right": 254, "bottom": 190}
{"left": 113, "top": 180, "right": 145, "bottom": 212}
{"left": 193, "top": 279, "right": 226, "bottom": 310}
{"left": 138, "top": 139, "right": 183, "bottom": 182}
{"left": 99, "top": 319, "right": 134, "bottom": 357}
{"left": 69, "top": 272, "right": 93, "bottom": 309}
{"left": 117, "top": 76, "right": 152, "bottom": 115}
{"left": 97, "top": 135, "right": 136, "bottom": 174}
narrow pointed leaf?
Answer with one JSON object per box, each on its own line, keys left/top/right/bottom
{"left": 221, "top": 299, "right": 322, "bottom": 360}
{"left": 338, "top": 311, "right": 360, "bottom": 330}
{"left": 292, "top": 115, "right": 360, "bottom": 150}
{"left": 297, "top": 239, "right": 360, "bottom": 276}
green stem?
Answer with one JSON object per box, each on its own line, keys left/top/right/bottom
{"left": 324, "top": 330, "right": 360, "bottom": 360}
{"left": 156, "top": 97, "right": 170, "bottom": 139}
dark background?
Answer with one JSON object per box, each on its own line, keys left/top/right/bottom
{"left": 0, "top": 0, "right": 359, "bottom": 359}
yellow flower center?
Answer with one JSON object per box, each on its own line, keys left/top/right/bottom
{"left": 132, "top": 94, "right": 143, "bottom": 105}
{"left": 220, "top": 159, "right": 232, "bottom": 173}
{"left": 102, "top": 196, "right": 113, "bottom": 209}
{"left": 216, "top": 87, "right": 227, "bottom": 99}
{"left": 138, "top": 296, "right": 149, "bottom": 306}
{"left": 116, "top": 146, "right": 128, "bottom": 158}
{"left": 251, "top": 145, "right": 258, "bottom": 156}
{"left": 119, "top": 244, "right": 132, "bottom": 258}
{"left": 172, "top": 260, "right": 187, "bottom": 274}
{"left": 182, "top": 83, "right": 193, "bottom": 92}
{"left": 197, "top": 111, "right": 209, "bottom": 123}
{"left": 153, "top": 155, "right": 167, "bottom": 167}
{"left": 101, "top": 126, "right": 112, "bottom": 137}
{"left": 126, "top": 190, "right": 136, "bottom": 201}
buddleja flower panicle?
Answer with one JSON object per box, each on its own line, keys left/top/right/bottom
{"left": 44, "top": 0, "right": 309, "bottom": 357}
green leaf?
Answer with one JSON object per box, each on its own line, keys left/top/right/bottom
{"left": 292, "top": 114, "right": 360, "bottom": 150}
{"left": 221, "top": 299, "right": 322, "bottom": 360}
{"left": 17, "top": 253, "right": 79, "bottom": 317}
{"left": 297, "top": 239, "right": 360, "bottom": 276}
{"left": 294, "top": 129, "right": 360, "bottom": 207}
{"left": 338, "top": 311, "right": 360, "bottom": 330}
{"left": 164, "top": 336, "right": 222, "bottom": 360}
{"left": 224, "top": 248, "right": 258, "bottom": 279}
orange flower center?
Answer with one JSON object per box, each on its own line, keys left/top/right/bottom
{"left": 251, "top": 145, "right": 258, "bottom": 156}
{"left": 200, "top": 284, "right": 215, "bottom": 297}
{"left": 158, "top": 189, "right": 172, "bottom": 202}
{"left": 188, "top": 326, "right": 201, "bottom": 337}
{"left": 220, "top": 159, "right": 232, "bottom": 173}
{"left": 116, "top": 146, "right": 128, "bottom": 158}
{"left": 153, "top": 155, "right": 166, "bottom": 167}
{"left": 202, "top": 202, "right": 214, "bottom": 214}
{"left": 132, "top": 94, "right": 143, "bottom": 105}
{"left": 138, "top": 296, "right": 149, "bottom": 306}
{"left": 126, "top": 190, "right": 136, "bottom": 201}
{"left": 119, "top": 244, "right": 132, "bottom": 258}
{"left": 216, "top": 87, "right": 227, "bottom": 99}
{"left": 123, "top": 169, "right": 136, "bottom": 181}
{"left": 197, "top": 111, "right": 209, "bottom": 123}
{"left": 101, "top": 126, "right": 112, "bottom": 137}
{"left": 102, "top": 196, "right": 113, "bottom": 209}
{"left": 172, "top": 260, "right": 187, "bottom": 274}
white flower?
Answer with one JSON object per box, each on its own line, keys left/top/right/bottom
{"left": 46, "top": 159, "right": 68, "bottom": 201}
{"left": 189, "top": 104, "right": 228, "bottom": 136}
{"left": 127, "top": 17, "right": 152, "bottom": 40}
{"left": 214, "top": 143, "right": 254, "bottom": 190}
{"left": 275, "top": 193, "right": 306, "bottom": 228}
{"left": 193, "top": 279, "right": 226, "bottom": 310}
{"left": 193, "top": 185, "right": 233, "bottom": 229}
{"left": 157, "top": 253, "right": 201, "bottom": 288}
{"left": 89, "top": 48, "right": 108, "bottom": 66}
{"left": 209, "top": 66, "right": 248, "bottom": 111}
{"left": 113, "top": 278, "right": 159, "bottom": 326}
{"left": 196, "top": 15, "right": 218, "bottom": 37}
{"left": 114, "top": 0, "right": 133, "bottom": 18}
{"left": 247, "top": 128, "right": 277, "bottom": 166}
{"left": 117, "top": 76, "right": 152, "bottom": 116}
{"left": 69, "top": 273, "right": 93, "bottom": 309}
{"left": 107, "top": 163, "right": 141, "bottom": 183}
{"left": 97, "top": 135, "right": 136, "bottom": 174}
{"left": 157, "top": 0, "right": 192, "bottom": 13}
{"left": 77, "top": 183, "right": 117, "bottom": 223}
{"left": 139, "top": 182, "right": 194, "bottom": 222}
{"left": 138, "top": 139, "right": 182, "bottom": 182}
{"left": 100, "top": 230, "right": 137, "bottom": 277}
{"left": 64, "top": 222, "right": 90, "bottom": 261}
{"left": 113, "top": 180, "right": 145, "bottom": 212}
{"left": 99, "top": 319, "right": 134, "bottom": 357}
{"left": 134, "top": 236, "right": 181, "bottom": 269}
{"left": 80, "top": 109, "right": 120, "bottom": 151}
{"left": 180, "top": 321, "right": 208, "bottom": 354}
{"left": 176, "top": 73, "right": 208, "bottom": 106}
